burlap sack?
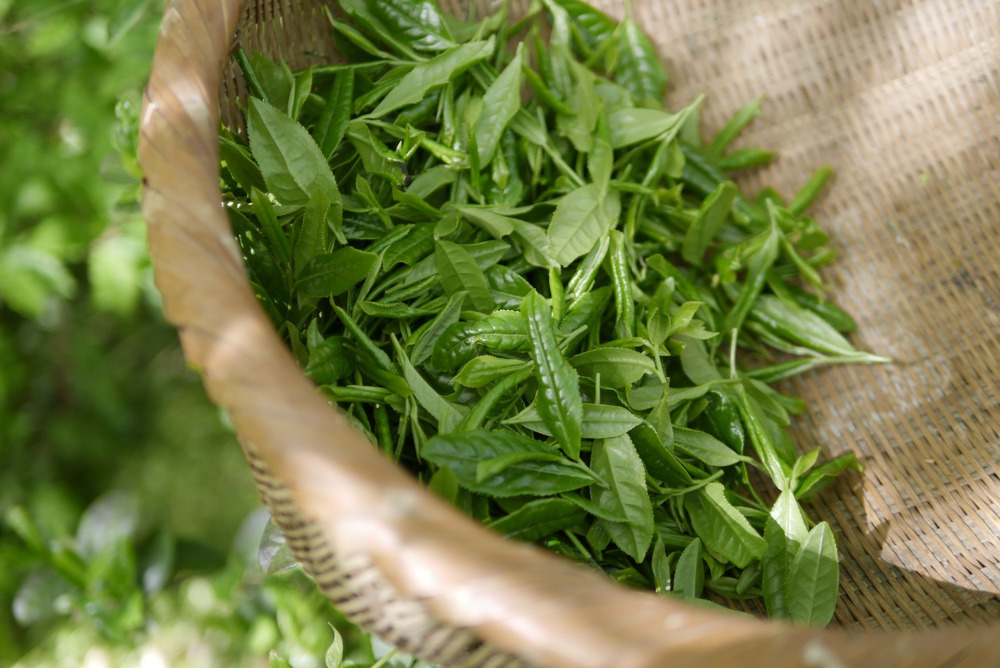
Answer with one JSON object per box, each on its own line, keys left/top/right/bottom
{"left": 138, "top": 0, "right": 1000, "bottom": 665}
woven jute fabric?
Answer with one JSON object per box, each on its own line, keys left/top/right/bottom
{"left": 139, "top": 0, "right": 1000, "bottom": 665}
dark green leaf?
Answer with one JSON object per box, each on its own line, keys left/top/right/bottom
{"left": 488, "top": 498, "right": 587, "bottom": 542}
{"left": 433, "top": 310, "right": 529, "bottom": 370}
{"left": 315, "top": 70, "right": 354, "bottom": 159}
{"left": 522, "top": 291, "right": 583, "bottom": 458}
{"left": 423, "top": 430, "right": 594, "bottom": 497}
{"left": 681, "top": 181, "right": 737, "bottom": 264}
{"left": 251, "top": 186, "right": 293, "bottom": 266}
{"left": 305, "top": 335, "right": 355, "bottom": 385}
{"left": 368, "top": 0, "right": 455, "bottom": 51}
{"left": 219, "top": 135, "right": 266, "bottom": 193}
{"left": 294, "top": 188, "right": 331, "bottom": 276}
{"left": 435, "top": 240, "right": 496, "bottom": 312}
{"left": 296, "top": 247, "right": 378, "bottom": 297}
{"left": 411, "top": 290, "right": 466, "bottom": 366}
{"left": 394, "top": 338, "right": 466, "bottom": 432}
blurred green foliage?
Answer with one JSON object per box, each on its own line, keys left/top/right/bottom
{"left": 0, "top": 1, "right": 409, "bottom": 665}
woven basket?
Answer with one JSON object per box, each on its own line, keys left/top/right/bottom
{"left": 138, "top": 0, "right": 1000, "bottom": 665}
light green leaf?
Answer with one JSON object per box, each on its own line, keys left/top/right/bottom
{"left": 607, "top": 107, "right": 684, "bottom": 149}
{"left": 569, "top": 348, "right": 656, "bottom": 387}
{"left": 474, "top": 43, "right": 524, "bottom": 165}
{"left": 370, "top": 38, "right": 495, "bottom": 117}
{"left": 547, "top": 183, "right": 621, "bottom": 267}
{"left": 247, "top": 98, "right": 338, "bottom": 206}
{"left": 454, "top": 355, "right": 533, "bottom": 388}
{"left": 684, "top": 482, "right": 766, "bottom": 568}
{"left": 505, "top": 403, "right": 644, "bottom": 439}
{"left": 787, "top": 522, "right": 839, "bottom": 626}
{"left": 672, "top": 426, "right": 749, "bottom": 467}
{"left": 591, "top": 434, "right": 654, "bottom": 561}
{"left": 673, "top": 537, "right": 704, "bottom": 598}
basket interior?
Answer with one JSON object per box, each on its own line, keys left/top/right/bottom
{"left": 221, "top": 0, "right": 1000, "bottom": 631}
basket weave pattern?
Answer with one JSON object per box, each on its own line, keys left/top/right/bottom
{"left": 140, "top": 0, "right": 1000, "bottom": 665}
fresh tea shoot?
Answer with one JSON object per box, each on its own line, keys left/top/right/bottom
{"left": 218, "top": 0, "right": 888, "bottom": 625}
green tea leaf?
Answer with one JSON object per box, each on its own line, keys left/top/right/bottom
{"left": 684, "top": 482, "right": 766, "bottom": 568}
{"left": 547, "top": 183, "right": 621, "bottom": 267}
{"left": 523, "top": 291, "right": 583, "bottom": 458}
{"left": 394, "top": 338, "right": 466, "bottom": 432}
{"left": 795, "top": 453, "right": 864, "bottom": 501}
{"left": 488, "top": 498, "right": 587, "bottom": 542}
{"left": 370, "top": 38, "right": 495, "bottom": 117}
{"left": 315, "top": 70, "right": 354, "bottom": 158}
{"left": 368, "top": 0, "right": 455, "bottom": 51}
{"left": 751, "top": 294, "right": 861, "bottom": 358}
{"left": 672, "top": 426, "right": 749, "bottom": 467}
{"left": 613, "top": 18, "right": 667, "bottom": 106}
{"left": 435, "top": 240, "right": 495, "bottom": 312}
{"left": 423, "top": 430, "right": 594, "bottom": 497}
{"left": 607, "top": 107, "right": 684, "bottom": 149}
{"left": 681, "top": 181, "right": 737, "bottom": 264}
{"left": 673, "top": 537, "right": 704, "bottom": 598}
{"left": 454, "top": 355, "right": 533, "bottom": 388}
{"left": 411, "top": 290, "right": 466, "bottom": 366}
{"left": 786, "top": 522, "right": 839, "bottom": 626}
{"left": 590, "top": 434, "right": 654, "bottom": 561}
{"left": 723, "top": 204, "right": 781, "bottom": 334}
{"left": 505, "top": 403, "right": 644, "bottom": 439}
{"left": 568, "top": 347, "right": 655, "bottom": 387}
{"left": 220, "top": 135, "right": 266, "bottom": 193}
{"left": 433, "top": 310, "right": 530, "bottom": 370}
{"left": 305, "top": 336, "right": 355, "bottom": 385}
{"left": 247, "top": 98, "right": 338, "bottom": 206}
{"left": 295, "top": 247, "right": 378, "bottom": 297}
{"left": 294, "top": 188, "right": 331, "bottom": 277}
{"left": 474, "top": 43, "right": 524, "bottom": 166}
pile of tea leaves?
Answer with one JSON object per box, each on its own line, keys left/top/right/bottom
{"left": 219, "top": 0, "right": 888, "bottom": 625}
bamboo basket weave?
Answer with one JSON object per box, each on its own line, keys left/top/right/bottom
{"left": 138, "top": 0, "right": 1000, "bottom": 665}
